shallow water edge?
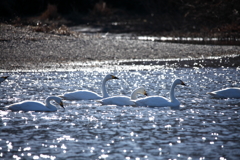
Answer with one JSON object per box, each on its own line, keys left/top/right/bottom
{"left": 0, "top": 55, "right": 239, "bottom": 72}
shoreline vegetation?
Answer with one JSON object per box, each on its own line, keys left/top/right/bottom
{"left": 0, "top": 0, "right": 240, "bottom": 38}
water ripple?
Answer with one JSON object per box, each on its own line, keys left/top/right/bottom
{"left": 0, "top": 67, "right": 240, "bottom": 159}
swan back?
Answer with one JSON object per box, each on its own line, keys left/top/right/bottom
{"left": 207, "top": 88, "right": 240, "bottom": 98}
{"left": 98, "top": 96, "right": 135, "bottom": 106}
{"left": 8, "top": 101, "right": 45, "bottom": 111}
{"left": 97, "top": 87, "right": 146, "bottom": 106}
{"left": 135, "top": 96, "right": 172, "bottom": 107}
{"left": 60, "top": 90, "right": 102, "bottom": 100}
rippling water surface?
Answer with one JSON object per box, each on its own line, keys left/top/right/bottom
{"left": 0, "top": 65, "right": 240, "bottom": 159}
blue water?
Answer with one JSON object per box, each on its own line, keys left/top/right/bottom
{"left": 0, "top": 66, "right": 240, "bottom": 159}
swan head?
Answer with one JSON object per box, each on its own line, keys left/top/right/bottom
{"left": 175, "top": 79, "right": 186, "bottom": 86}
{"left": 1, "top": 76, "right": 9, "bottom": 79}
{"left": 139, "top": 87, "right": 148, "bottom": 96}
{"left": 106, "top": 74, "right": 119, "bottom": 80}
{"left": 135, "top": 87, "right": 148, "bottom": 96}
{"left": 54, "top": 97, "right": 65, "bottom": 111}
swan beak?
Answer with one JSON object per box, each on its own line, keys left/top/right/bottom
{"left": 144, "top": 91, "right": 148, "bottom": 96}
{"left": 112, "top": 75, "right": 119, "bottom": 79}
{"left": 181, "top": 81, "right": 186, "bottom": 86}
{"left": 2, "top": 76, "right": 9, "bottom": 79}
{"left": 60, "top": 101, "right": 65, "bottom": 111}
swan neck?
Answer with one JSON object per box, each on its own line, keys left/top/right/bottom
{"left": 102, "top": 77, "right": 109, "bottom": 98}
{"left": 45, "top": 97, "right": 57, "bottom": 111}
{"left": 131, "top": 89, "right": 140, "bottom": 100}
{"left": 170, "top": 81, "right": 177, "bottom": 102}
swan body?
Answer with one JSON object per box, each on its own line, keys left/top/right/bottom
{"left": 7, "top": 96, "right": 64, "bottom": 112}
{"left": 135, "top": 79, "right": 186, "bottom": 108}
{"left": 135, "top": 96, "right": 178, "bottom": 107}
{"left": 60, "top": 74, "right": 119, "bottom": 100}
{"left": 207, "top": 88, "right": 240, "bottom": 98}
{"left": 0, "top": 76, "right": 9, "bottom": 83}
{"left": 97, "top": 87, "right": 147, "bottom": 106}
{"left": 61, "top": 90, "right": 102, "bottom": 100}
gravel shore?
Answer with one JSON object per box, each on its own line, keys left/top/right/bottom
{"left": 1, "top": 24, "right": 240, "bottom": 70}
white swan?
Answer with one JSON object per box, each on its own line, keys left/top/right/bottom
{"left": 134, "top": 79, "right": 186, "bottom": 108}
{"left": 7, "top": 96, "right": 64, "bottom": 112}
{"left": 0, "top": 76, "right": 9, "bottom": 83}
{"left": 207, "top": 88, "right": 240, "bottom": 98}
{"left": 97, "top": 87, "right": 147, "bottom": 106}
{"left": 60, "top": 74, "right": 119, "bottom": 100}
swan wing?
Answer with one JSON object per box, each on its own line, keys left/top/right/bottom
{"left": 62, "top": 90, "right": 102, "bottom": 100}
{"left": 135, "top": 96, "right": 172, "bottom": 107}
{"left": 208, "top": 88, "right": 240, "bottom": 98}
{"left": 98, "top": 96, "right": 135, "bottom": 106}
{"left": 8, "top": 101, "right": 48, "bottom": 111}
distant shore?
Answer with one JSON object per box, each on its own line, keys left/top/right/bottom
{"left": 1, "top": 24, "right": 240, "bottom": 71}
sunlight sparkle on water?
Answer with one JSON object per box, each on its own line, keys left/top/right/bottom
{"left": 0, "top": 66, "right": 240, "bottom": 159}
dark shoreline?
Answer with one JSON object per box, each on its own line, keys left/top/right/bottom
{"left": 1, "top": 0, "right": 240, "bottom": 39}
{"left": 1, "top": 24, "right": 240, "bottom": 71}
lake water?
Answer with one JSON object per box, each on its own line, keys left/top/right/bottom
{"left": 0, "top": 63, "right": 240, "bottom": 159}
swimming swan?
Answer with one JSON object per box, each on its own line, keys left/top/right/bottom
{"left": 134, "top": 79, "right": 186, "bottom": 108}
{"left": 0, "top": 76, "right": 9, "bottom": 83}
{"left": 97, "top": 87, "right": 148, "bottom": 106}
{"left": 7, "top": 96, "right": 64, "bottom": 112}
{"left": 60, "top": 74, "right": 119, "bottom": 100}
{"left": 207, "top": 88, "right": 240, "bottom": 98}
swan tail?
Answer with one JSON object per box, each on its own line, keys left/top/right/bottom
{"left": 207, "top": 92, "right": 215, "bottom": 95}
{"left": 131, "top": 101, "right": 137, "bottom": 107}
{"left": 96, "top": 100, "right": 104, "bottom": 105}
{"left": 0, "top": 107, "right": 7, "bottom": 111}
{"left": 58, "top": 95, "right": 65, "bottom": 99}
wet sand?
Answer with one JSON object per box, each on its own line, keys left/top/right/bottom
{"left": 1, "top": 24, "right": 240, "bottom": 70}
